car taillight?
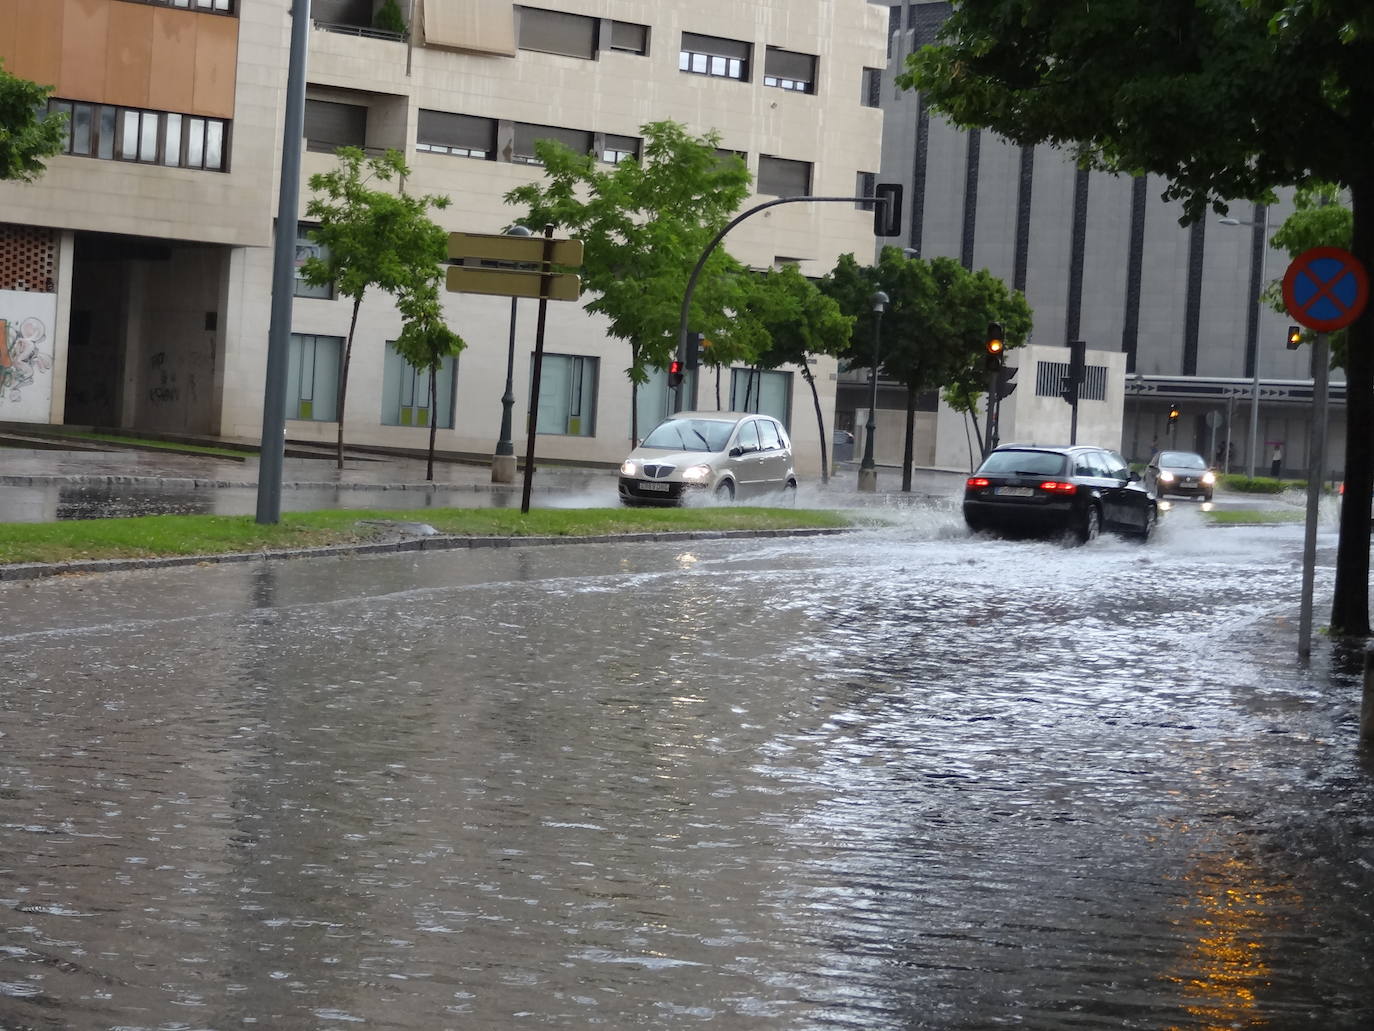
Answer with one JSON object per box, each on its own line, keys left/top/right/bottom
{"left": 967, "top": 477, "right": 990, "bottom": 488}
{"left": 1038, "top": 481, "right": 1077, "bottom": 494}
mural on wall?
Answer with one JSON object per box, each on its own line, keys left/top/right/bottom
{"left": 0, "top": 289, "right": 57, "bottom": 422}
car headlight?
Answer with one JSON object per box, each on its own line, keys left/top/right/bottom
{"left": 1158, "top": 471, "right": 1175, "bottom": 483}
{"left": 682, "top": 463, "right": 713, "bottom": 483}
{"left": 1201, "top": 471, "right": 1216, "bottom": 485}
{"left": 620, "top": 461, "right": 637, "bottom": 476}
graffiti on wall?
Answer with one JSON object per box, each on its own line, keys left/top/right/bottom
{"left": 0, "top": 316, "right": 51, "bottom": 404}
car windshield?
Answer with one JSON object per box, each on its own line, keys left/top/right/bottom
{"left": 641, "top": 418, "right": 735, "bottom": 452}
{"left": 977, "top": 450, "right": 1069, "bottom": 477}
{"left": 1160, "top": 451, "right": 1206, "bottom": 469}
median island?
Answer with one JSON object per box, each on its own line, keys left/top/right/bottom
{"left": 0, "top": 506, "right": 854, "bottom": 569}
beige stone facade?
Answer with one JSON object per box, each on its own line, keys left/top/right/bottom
{"left": 0, "top": 0, "right": 886, "bottom": 476}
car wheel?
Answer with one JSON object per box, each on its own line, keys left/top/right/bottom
{"left": 781, "top": 479, "right": 797, "bottom": 505}
{"left": 1139, "top": 504, "right": 1157, "bottom": 541}
{"left": 714, "top": 479, "right": 735, "bottom": 503}
{"left": 1203, "top": 490, "right": 1213, "bottom": 502}
{"left": 1077, "top": 504, "right": 1101, "bottom": 544}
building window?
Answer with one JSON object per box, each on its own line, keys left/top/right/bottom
{"left": 610, "top": 21, "right": 648, "bottom": 55}
{"left": 416, "top": 110, "right": 495, "bottom": 159}
{"left": 304, "top": 98, "right": 367, "bottom": 152}
{"left": 382, "top": 343, "right": 456, "bottom": 428}
{"left": 601, "top": 134, "right": 640, "bottom": 165}
{"left": 757, "top": 155, "right": 811, "bottom": 197}
{"left": 862, "top": 67, "right": 882, "bottom": 107}
{"left": 294, "top": 224, "right": 333, "bottom": 299}
{"left": 729, "top": 368, "right": 791, "bottom": 425}
{"left": 856, "top": 171, "right": 876, "bottom": 211}
{"left": 513, "top": 123, "right": 593, "bottom": 165}
{"left": 714, "top": 148, "right": 748, "bottom": 172}
{"left": 122, "top": 0, "right": 235, "bottom": 13}
{"left": 763, "top": 47, "right": 816, "bottom": 93}
{"left": 679, "top": 32, "right": 750, "bottom": 81}
{"left": 287, "top": 334, "right": 343, "bottom": 422}
{"left": 534, "top": 353, "right": 598, "bottom": 436}
{"left": 48, "top": 99, "right": 227, "bottom": 171}
{"left": 517, "top": 7, "right": 598, "bottom": 59}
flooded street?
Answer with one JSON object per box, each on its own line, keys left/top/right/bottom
{"left": 2, "top": 503, "right": 1372, "bottom": 1029}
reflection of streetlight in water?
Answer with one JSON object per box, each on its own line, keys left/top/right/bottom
{"left": 1162, "top": 851, "right": 1299, "bottom": 1030}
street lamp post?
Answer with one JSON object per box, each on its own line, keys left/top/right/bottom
{"left": 492, "top": 224, "right": 534, "bottom": 484}
{"left": 857, "top": 290, "right": 888, "bottom": 493}
{"left": 1219, "top": 213, "right": 1271, "bottom": 477}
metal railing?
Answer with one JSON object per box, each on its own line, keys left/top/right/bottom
{"left": 313, "top": 20, "right": 407, "bottom": 42}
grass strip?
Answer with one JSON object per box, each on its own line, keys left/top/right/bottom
{"left": 1203, "top": 509, "right": 1304, "bottom": 525}
{"left": 0, "top": 506, "right": 852, "bottom": 566}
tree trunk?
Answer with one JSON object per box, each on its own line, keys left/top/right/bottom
{"left": 901, "top": 383, "right": 917, "bottom": 492}
{"left": 801, "top": 362, "right": 829, "bottom": 484}
{"left": 715, "top": 366, "right": 722, "bottom": 410}
{"left": 426, "top": 362, "right": 438, "bottom": 482}
{"left": 1331, "top": 180, "right": 1374, "bottom": 636}
{"left": 336, "top": 294, "right": 362, "bottom": 470}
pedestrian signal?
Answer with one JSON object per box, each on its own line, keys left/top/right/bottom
{"left": 668, "top": 359, "right": 684, "bottom": 389}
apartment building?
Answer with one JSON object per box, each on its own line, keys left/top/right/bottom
{"left": 0, "top": 0, "right": 887, "bottom": 474}
{"left": 867, "top": 0, "right": 1334, "bottom": 476}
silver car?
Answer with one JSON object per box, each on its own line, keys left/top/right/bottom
{"left": 618, "top": 411, "right": 798, "bottom": 506}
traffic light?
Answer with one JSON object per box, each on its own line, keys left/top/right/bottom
{"left": 1287, "top": 325, "right": 1302, "bottom": 350}
{"left": 1168, "top": 405, "right": 1180, "bottom": 425}
{"left": 994, "top": 366, "right": 1018, "bottom": 399}
{"left": 1059, "top": 375, "right": 1078, "bottom": 405}
{"left": 685, "top": 332, "right": 702, "bottom": 369}
{"left": 984, "top": 322, "right": 1004, "bottom": 371}
{"left": 668, "top": 359, "right": 684, "bottom": 389}
{"left": 1067, "top": 339, "right": 1086, "bottom": 383}
{"left": 873, "top": 182, "right": 903, "bottom": 237}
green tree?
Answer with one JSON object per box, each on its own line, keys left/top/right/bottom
{"left": 822, "top": 247, "right": 1031, "bottom": 490}
{"left": 898, "top": 0, "right": 1374, "bottom": 633}
{"left": 504, "top": 121, "right": 754, "bottom": 443}
{"left": 392, "top": 277, "right": 465, "bottom": 482}
{"left": 747, "top": 265, "right": 854, "bottom": 483}
{"left": 0, "top": 61, "right": 65, "bottom": 181}
{"left": 299, "top": 147, "right": 451, "bottom": 469}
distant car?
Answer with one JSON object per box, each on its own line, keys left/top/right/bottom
{"left": 1146, "top": 450, "right": 1216, "bottom": 501}
{"left": 963, "top": 444, "right": 1157, "bottom": 543}
{"left": 618, "top": 411, "right": 797, "bottom": 506}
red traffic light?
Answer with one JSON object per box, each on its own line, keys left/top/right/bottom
{"left": 670, "top": 359, "right": 683, "bottom": 375}
{"left": 668, "top": 359, "right": 684, "bottom": 389}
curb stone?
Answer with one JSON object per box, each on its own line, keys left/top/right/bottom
{"left": 0, "top": 526, "right": 853, "bottom": 583}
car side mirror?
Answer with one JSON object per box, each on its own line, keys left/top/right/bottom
{"left": 729, "top": 446, "right": 744, "bottom": 457}
{"left": 1129, "top": 471, "right": 1141, "bottom": 483}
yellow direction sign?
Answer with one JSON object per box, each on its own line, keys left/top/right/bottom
{"left": 446, "top": 232, "right": 583, "bottom": 266}
{"left": 445, "top": 265, "right": 581, "bottom": 301}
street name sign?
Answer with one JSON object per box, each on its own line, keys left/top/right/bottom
{"left": 445, "top": 264, "right": 581, "bottom": 301}
{"left": 446, "top": 231, "right": 583, "bottom": 302}
{"left": 446, "top": 232, "right": 583, "bottom": 266}
{"left": 1281, "top": 246, "right": 1368, "bottom": 332}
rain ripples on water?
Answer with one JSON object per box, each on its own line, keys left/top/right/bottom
{"left": 1, "top": 504, "right": 1371, "bottom": 1029}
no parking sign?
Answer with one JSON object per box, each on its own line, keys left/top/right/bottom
{"left": 1281, "top": 246, "right": 1369, "bottom": 332}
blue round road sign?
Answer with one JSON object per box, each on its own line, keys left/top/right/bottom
{"left": 1282, "top": 246, "right": 1369, "bottom": 332}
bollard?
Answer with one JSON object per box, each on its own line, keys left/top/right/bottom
{"left": 1363, "top": 650, "right": 1374, "bottom": 750}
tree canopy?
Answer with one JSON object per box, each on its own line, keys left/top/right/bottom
{"left": 0, "top": 62, "right": 65, "bottom": 182}
{"left": 899, "top": 0, "right": 1374, "bottom": 635}
{"left": 300, "top": 147, "right": 451, "bottom": 469}
{"left": 503, "top": 121, "right": 757, "bottom": 440}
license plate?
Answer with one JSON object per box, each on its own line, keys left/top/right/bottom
{"left": 1181, "top": 478, "right": 1197, "bottom": 486}
{"left": 638, "top": 481, "right": 671, "bottom": 492}
{"left": 995, "top": 486, "right": 1034, "bottom": 497}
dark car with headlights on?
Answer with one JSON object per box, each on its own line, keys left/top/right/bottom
{"left": 963, "top": 444, "right": 1157, "bottom": 543}
{"left": 1146, "top": 450, "right": 1215, "bottom": 501}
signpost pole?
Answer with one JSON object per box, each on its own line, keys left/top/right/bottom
{"left": 519, "top": 225, "right": 556, "bottom": 515}
{"left": 1298, "top": 331, "right": 1331, "bottom": 660}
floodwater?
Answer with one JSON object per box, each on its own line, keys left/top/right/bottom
{"left": 2, "top": 504, "right": 1372, "bottom": 1029}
